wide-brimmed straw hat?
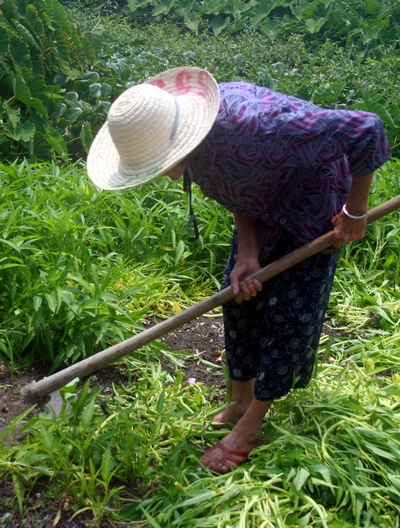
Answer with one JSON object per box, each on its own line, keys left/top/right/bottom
{"left": 87, "top": 67, "right": 220, "bottom": 190}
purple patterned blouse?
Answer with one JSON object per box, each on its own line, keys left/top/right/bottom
{"left": 188, "top": 82, "right": 391, "bottom": 257}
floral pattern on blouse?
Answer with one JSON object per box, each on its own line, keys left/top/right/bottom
{"left": 188, "top": 82, "right": 391, "bottom": 255}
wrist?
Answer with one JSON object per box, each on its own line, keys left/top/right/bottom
{"left": 342, "top": 203, "right": 367, "bottom": 220}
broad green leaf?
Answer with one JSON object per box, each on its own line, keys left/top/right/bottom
{"left": 84, "top": 72, "right": 100, "bottom": 82}
{"left": 293, "top": 468, "right": 310, "bottom": 491}
{"left": 211, "top": 15, "right": 231, "bottom": 36}
{"left": 64, "top": 107, "right": 83, "bottom": 124}
{"left": 0, "top": 25, "right": 10, "bottom": 54}
{"left": 249, "top": 0, "right": 276, "bottom": 28}
{"left": 90, "top": 24, "right": 103, "bottom": 54}
{"left": 5, "top": 104, "right": 21, "bottom": 128}
{"left": 16, "top": 120, "right": 36, "bottom": 142}
{"left": 80, "top": 123, "right": 93, "bottom": 153}
{"left": 45, "top": 292, "right": 58, "bottom": 313}
{"left": 249, "top": 0, "right": 276, "bottom": 27}
{"left": 32, "top": 131, "right": 53, "bottom": 160}
{"left": 65, "top": 91, "right": 79, "bottom": 102}
{"left": 152, "top": 0, "right": 173, "bottom": 16}
{"left": 203, "top": 0, "right": 227, "bottom": 15}
{"left": 304, "top": 17, "right": 326, "bottom": 34}
{"left": 363, "top": 0, "right": 379, "bottom": 16}
{"left": 310, "top": 463, "right": 333, "bottom": 486}
{"left": 12, "top": 75, "right": 48, "bottom": 117}
{"left": 127, "top": 0, "right": 152, "bottom": 10}
{"left": 11, "top": 19, "right": 40, "bottom": 50}
{"left": 83, "top": 37, "right": 96, "bottom": 63}
{"left": 51, "top": 102, "right": 67, "bottom": 119}
{"left": 101, "top": 83, "right": 112, "bottom": 97}
{"left": 44, "top": 123, "right": 68, "bottom": 157}
{"left": 27, "top": 76, "right": 49, "bottom": 103}
{"left": 175, "top": 0, "right": 195, "bottom": 17}
{"left": 184, "top": 10, "right": 201, "bottom": 31}
{"left": 45, "top": 0, "right": 72, "bottom": 35}
{"left": 10, "top": 36, "right": 32, "bottom": 74}
{"left": 89, "top": 83, "right": 102, "bottom": 97}
{"left": 52, "top": 27, "right": 70, "bottom": 70}
{"left": 25, "top": 4, "right": 46, "bottom": 42}
{"left": 261, "top": 18, "right": 281, "bottom": 40}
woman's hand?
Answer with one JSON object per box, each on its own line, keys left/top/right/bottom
{"left": 331, "top": 171, "right": 374, "bottom": 249}
{"left": 230, "top": 256, "right": 263, "bottom": 304}
{"left": 331, "top": 210, "right": 367, "bottom": 249}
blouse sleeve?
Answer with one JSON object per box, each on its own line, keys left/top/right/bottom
{"left": 258, "top": 108, "right": 391, "bottom": 176}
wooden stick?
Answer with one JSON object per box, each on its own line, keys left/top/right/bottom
{"left": 21, "top": 194, "right": 400, "bottom": 402}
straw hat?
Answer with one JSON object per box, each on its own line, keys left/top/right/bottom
{"left": 87, "top": 67, "right": 220, "bottom": 190}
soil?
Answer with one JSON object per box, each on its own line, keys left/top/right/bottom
{"left": 0, "top": 313, "right": 338, "bottom": 527}
{"left": 0, "top": 314, "right": 227, "bottom": 528}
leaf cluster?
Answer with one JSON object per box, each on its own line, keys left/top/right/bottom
{"left": 0, "top": 160, "right": 231, "bottom": 370}
{"left": 117, "top": 0, "right": 400, "bottom": 45}
{"left": 0, "top": 0, "right": 103, "bottom": 162}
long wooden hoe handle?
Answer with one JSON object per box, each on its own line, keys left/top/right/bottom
{"left": 21, "top": 194, "right": 400, "bottom": 402}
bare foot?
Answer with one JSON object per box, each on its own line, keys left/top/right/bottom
{"left": 212, "top": 380, "right": 255, "bottom": 428}
{"left": 200, "top": 426, "right": 262, "bottom": 473}
{"left": 212, "top": 403, "right": 250, "bottom": 428}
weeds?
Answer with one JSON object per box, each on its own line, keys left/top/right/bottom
{"left": 2, "top": 356, "right": 400, "bottom": 525}
{"left": 0, "top": 160, "right": 231, "bottom": 370}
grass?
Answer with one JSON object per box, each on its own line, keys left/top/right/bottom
{"left": 2, "top": 354, "right": 400, "bottom": 526}
{"left": 1, "top": 8, "right": 400, "bottom": 526}
{"left": 0, "top": 157, "right": 399, "bottom": 525}
{"left": 0, "top": 160, "right": 231, "bottom": 371}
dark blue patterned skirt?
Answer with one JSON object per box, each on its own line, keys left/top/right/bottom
{"left": 222, "top": 228, "right": 339, "bottom": 401}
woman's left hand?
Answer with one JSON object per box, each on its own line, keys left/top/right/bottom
{"left": 331, "top": 210, "right": 367, "bottom": 249}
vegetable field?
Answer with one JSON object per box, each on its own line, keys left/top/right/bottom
{"left": 1, "top": 0, "right": 400, "bottom": 525}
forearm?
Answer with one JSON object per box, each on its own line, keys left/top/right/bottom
{"left": 230, "top": 213, "right": 262, "bottom": 300}
{"left": 345, "top": 172, "right": 374, "bottom": 215}
{"left": 331, "top": 172, "right": 374, "bottom": 248}
{"left": 234, "top": 212, "right": 259, "bottom": 259}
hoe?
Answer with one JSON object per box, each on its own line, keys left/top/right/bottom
{"left": 21, "top": 195, "right": 400, "bottom": 415}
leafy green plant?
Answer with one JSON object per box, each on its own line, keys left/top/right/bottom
{"left": 2, "top": 351, "right": 400, "bottom": 525}
{"left": 119, "top": 0, "right": 400, "bottom": 47}
{"left": 0, "top": 0, "right": 103, "bottom": 161}
{"left": 0, "top": 160, "right": 232, "bottom": 370}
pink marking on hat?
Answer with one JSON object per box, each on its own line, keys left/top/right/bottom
{"left": 174, "top": 69, "right": 210, "bottom": 98}
{"left": 175, "top": 70, "right": 192, "bottom": 95}
{"left": 196, "top": 70, "right": 209, "bottom": 98}
{"left": 149, "top": 79, "right": 166, "bottom": 89}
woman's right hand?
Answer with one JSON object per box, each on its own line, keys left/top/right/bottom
{"left": 230, "top": 256, "right": 262, "bottom": 304}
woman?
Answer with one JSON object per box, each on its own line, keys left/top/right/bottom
{"left": 87, "top": 67, "right": 391, "bottom": 474}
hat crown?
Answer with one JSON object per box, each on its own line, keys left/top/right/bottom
{"left": 108, "top": 85, "right": 178, "bottom": 172}
{"left": 87, "top": 67, "right": 220, "bottom": 190}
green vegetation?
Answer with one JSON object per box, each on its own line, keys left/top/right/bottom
{"left": 0, "top": 161, "right": 231, "bottom": 371}
{"left": 0, "top": 0, "right": 105, "bottom": 161}
{"left": 1, "top": 0, "right": 400, "bottom": 525}
{"left": 2, "top": 0, "right": 400, "bottom": 163}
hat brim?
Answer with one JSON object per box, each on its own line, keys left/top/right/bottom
{"left": 87, "top": 67, "right": 220, "bottom": 190}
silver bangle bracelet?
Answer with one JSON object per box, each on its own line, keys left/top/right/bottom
{"left": 342, "top": 204, "right": 367, "bottom": 220}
